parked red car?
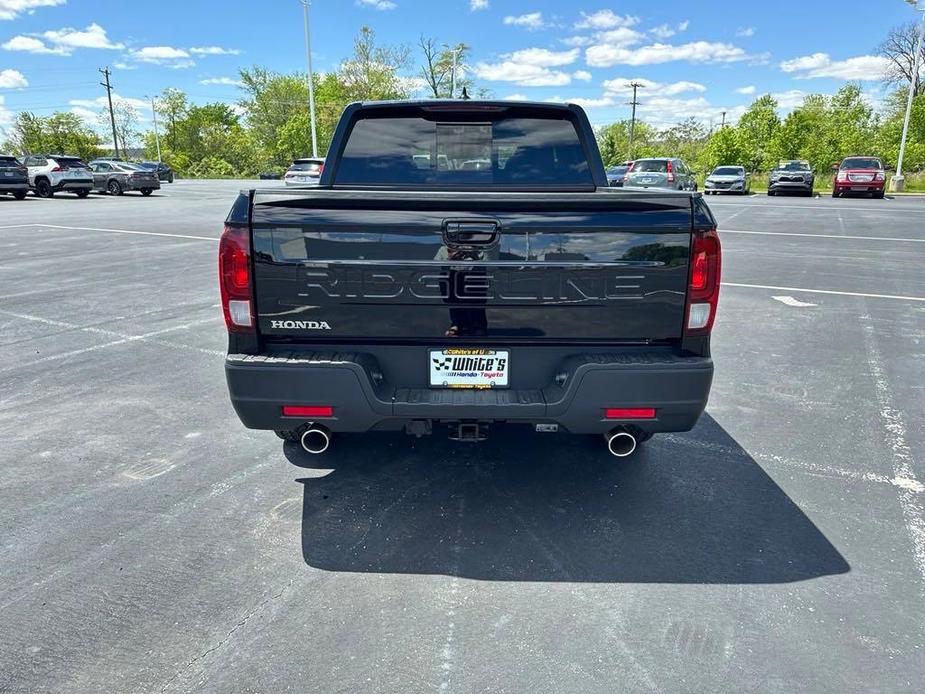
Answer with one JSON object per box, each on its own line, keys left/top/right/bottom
{"left": 832, "top": 156, "right": 886, "bottom": 198}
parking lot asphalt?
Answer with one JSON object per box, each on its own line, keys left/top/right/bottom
{"left": 1, "top": 181, "right": 923, "bottom": 693}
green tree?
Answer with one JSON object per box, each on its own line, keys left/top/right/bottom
{"left": 701, "top": 126, "right": 748, "bottom": 173}
{"left": 596, "top": 120, "right": 658, "bottom": 165}
{"left": 737, "top": 94, "right": 781, "bottom": 171}
{"left": 419, "top": 36, "right": 472, "bottom": 98}
{"left": 3, "top": 111, "right": 102, "bottom": 160}
{"left": 340, "top": 26, "right": 411, "bottom": 102}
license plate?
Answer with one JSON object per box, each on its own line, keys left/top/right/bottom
{"left": 429, "top": 348, "right": 509, "bottom": 389}
{"left": 2, "top": 171, "right": 13, "bottom": 177}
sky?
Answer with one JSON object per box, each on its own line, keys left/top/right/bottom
{"left": 0, "top": 0, "right": 921, "bottom": 138}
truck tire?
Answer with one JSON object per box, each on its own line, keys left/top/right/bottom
{"left": 75, "top": 190, "right": 90, "bottom": 198}
{"left": 141, "top": 188, "right": 153, "bottom": 196}
{"left": 35, "top": 179, "right": 53, "bottom": 198}
{"left": 108, "top": 179, "right": 123, "bottom": 196}
{"left": 13, "top": 191, "right": 27, "bottom": 200}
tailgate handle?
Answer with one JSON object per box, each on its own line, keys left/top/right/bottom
{"left": 442, "top": 220, "right": 500, "bottom": 246}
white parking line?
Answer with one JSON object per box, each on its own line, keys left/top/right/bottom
{"left": 0, "top": 223, "right": 216, "bottom": 242}
{"left": 721, "top": 229, "right": 925, "bottom": 243}
{"left": 710, "top": 201, "right": 916, "bottom": 213}
{"left": 722, "top": 283, "right": 925, "bottom": 302}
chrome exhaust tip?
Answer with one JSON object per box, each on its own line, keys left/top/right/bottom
{"left": 606, "top": 430, "right": 637, "bottom": 458}
{"left": 300, "top": 426, "right": 331, "bottom": 455}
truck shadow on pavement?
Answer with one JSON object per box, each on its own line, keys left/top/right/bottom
{"left": 287, "top": 415, "right": 849, "bottom": 583}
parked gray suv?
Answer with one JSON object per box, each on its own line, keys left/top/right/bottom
{"left": 623, "top": 157, "right": 698, "bottom": 191}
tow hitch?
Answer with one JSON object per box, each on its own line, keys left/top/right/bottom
{"left": 448, "top": 421, "right": 489, "bottom": 442}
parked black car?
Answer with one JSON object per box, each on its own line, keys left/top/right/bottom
{"left": 259, "top": 171, "right": 282, "bottom": 180}
{"left": 0, "top": 154, "right": 29, "bottom": 200}
{"left": 768, "top": 160, "right": 814, "bottom": 196}
{"left": 138, "top": 161, "right": 174, "bottom": 183}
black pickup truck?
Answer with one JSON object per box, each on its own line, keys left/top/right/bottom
{"left": 221, "top": 101, "right": 720, "bottom": 457}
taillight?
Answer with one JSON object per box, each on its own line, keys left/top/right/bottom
{"left": 219, "top": 224, "right": 254, "bottom": 333}
{"left": 626, "top": 162, "right": 635, "bottom": 172}
{"left": 685, "top": 229, "right": 721, "bottom": 335}
{"left": 666, "top": 159, "right": 675, "bottom": 183}
{"left": 317, "top": 162, "right": 324, "bottom": 175}
{"left": 17, "top": 167, "right": 27, "bottom": 176}
{"left": 51, "top": 165, "right": 62, "bottom": 172}
{"left": 836, "top": 171, "right": 847, "bottom": 182}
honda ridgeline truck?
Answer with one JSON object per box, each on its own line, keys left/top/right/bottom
{"left": 221, "top": 101, "right": 721, "bottom": 457}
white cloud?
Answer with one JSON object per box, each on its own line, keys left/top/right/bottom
{"left": 572, "top": 69, "right": 592, "bottom": 81}
{"left": 637, "top": 96, "right": 747, "bottom": 129}
{"left": 650, "top": 24, "right": 675, "bottom": 40}
{"left": 561, "top": 35, "right": 593, "bottom": 47}
{"left": 770, "top": 89, "right": 808, "bottom": 109}
{"left": 190, "top": 46, "right": 240, "bottom": 56}
{"left": 736, "top": 27, "right": 755, "bottom": 38}
{"left": 200, "top": 76, "right": 243, "bottom": 86}
{"left": 70, "top": 93, "right": 149, "bottom": 113}
{"left": 587, "top": 40, "right": 749, "bottom": 68}
{"left": 475, "top": 60, "right": 571, "bottom": 86}
{"left": 356, "top": 0, "right": 396, "bottom": 9}
{"left": 650, "top": 21, "right": 688, "bottom": 40}
{"left": 0, "top": 67, "right": 27, "bottom": 88}
{"left": 503, "top": 12, "right": 545, "bottom": 30}
{"left": 735, "top": 85, "right": 756, "bottom": 95}
{"left": 470, "top": 0, "right": 488, "bottom": 9}
{"left": 549, "top": 95, "right": 615, "bottom": 109}
{"left": 2, "top": 35, "right": 65, "bottom": 54}
{"left": 128, "top": 45, "right": 194, "bottom": 68}
{"left": 574, "top": 10, "right": 638, "bottom": 30}
{"left": 3, "top": 23, "right": 121, "bottom": 55}
{"left": 506, "top": 47, "right": 578, "bottom": 67}
{"left": 503, "top": 93, "right": 528, "bottom": 101}
{"left": 603, "top": 77, "right": 706, "bottom": 97}
{"left": 42, "top": 23, "right": 122, "bottom": 50}
{"left": 0, "top": 95, "right": 13, "bottom": 133}
{"left": 69, "top": 106, "right": 97, "bottom": 124}
{"left": 594, "top": 27, "right": 645, "bottom": 47}
{"left": 0, "top": 0, "right": 65, "bottom": 21}
{"left": 779, "top": 52, "right": 890, "bottom": 80}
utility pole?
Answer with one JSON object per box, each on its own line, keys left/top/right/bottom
{"left": 627, "top": 82, "right": 644, "bottom": 160}
{"left": 148, "top": 95, "right": 162, "bottom": 162}
{"left": 300, "top": 0, "right": 318, "bottom": 158}
{"left": 99, "top": 67, "right": 119, "bottom": 159}
{"left": 444, "top": 44, "right": 464, "bottom": 99}
{"left": 721, "top": 111, "right": 727, "bottom": 128}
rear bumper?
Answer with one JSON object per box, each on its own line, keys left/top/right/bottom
{"left": 0, "top": 182, "right": 28, "bottom": 191}
{"left": 833, "top": 181, "right": 884, "bottom": 193}
{"left": 50, "top": 180, "right": 93, "bottom": 191}
{"left": 125, "top": 179, "right": 161, "bottom": 191}
{"left": 225, "top": 350, "right": 713, "bottom": 436}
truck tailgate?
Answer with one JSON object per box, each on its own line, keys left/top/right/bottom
{"left": 250, "top": 189, "right": 694, "bottom": 343}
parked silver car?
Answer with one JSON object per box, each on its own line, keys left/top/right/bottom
{"left": 623, "top": 158, "right": 697, "bottom": 191}
{"left": 704, "top": 166, "right": 751, "bottom": 195}
{"left": 89, "top": 160, "right": 160, "bottom": 196}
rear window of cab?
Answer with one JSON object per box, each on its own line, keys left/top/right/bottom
{"left": 334, "top": 115, "right": 592, "bottom": 187}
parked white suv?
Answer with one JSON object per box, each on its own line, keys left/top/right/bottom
{"left": 24, "top": 154, "right": 94, "bottom": 198}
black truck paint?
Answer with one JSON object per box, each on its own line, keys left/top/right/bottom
{"left": 221, "top": 101, "right": 720, "bottom": 447}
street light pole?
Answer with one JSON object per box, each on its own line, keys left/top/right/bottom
{"left": 627, "top": 82, "right": 644, "bottom": 160}
{"left": 300, "top": 0, "right": 318, "bottom": 158}
{"left": 892, "top": 0, "right": 925, "bottom": 191}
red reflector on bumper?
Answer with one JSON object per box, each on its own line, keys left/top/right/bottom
{"left": 282, "top": 405, "right": 333, "bottom": 417}
{"left": 605, "top": 408, "right": 656, "bottom": 420}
